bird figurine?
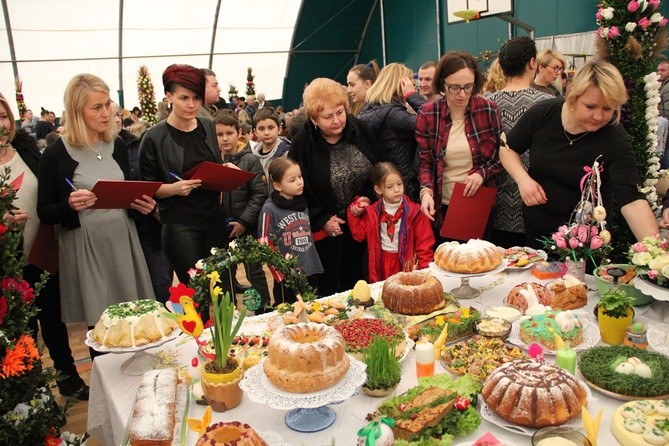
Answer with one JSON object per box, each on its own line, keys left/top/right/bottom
{"left": 528, "top": 343, "right": 545, "bottom": 361}
{"left": 453, "top": 9, "right": 480, "bottom": 22}
{"left": 166, "top": 283, "right": 204, "bottom": 338}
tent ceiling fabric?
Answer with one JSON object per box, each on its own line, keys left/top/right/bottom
{"left": 0, "top": 0, "right": 300, "bottom": 114}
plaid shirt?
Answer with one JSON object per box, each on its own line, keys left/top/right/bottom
{"left": 416, "top": 94, "right": 502, "bottom": 208}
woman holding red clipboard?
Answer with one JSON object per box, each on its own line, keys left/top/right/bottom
{"left": 139, "top": 64, "right": 225, "bottom": 283}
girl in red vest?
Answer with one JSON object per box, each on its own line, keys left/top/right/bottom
{"left": 347, "top": 162, "right": 434, "bottom": 282}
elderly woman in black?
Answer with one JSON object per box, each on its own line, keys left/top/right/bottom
{"left": 289, "top": 78, "right": 384, "bottom": 296}
{"left": 139, "top": 64, "right": 224, "bottom": 283}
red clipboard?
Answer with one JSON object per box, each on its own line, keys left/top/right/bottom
{"left": 183, "top": 161, "right": 255, "bottom": 192}
{"left": 440, "top": 182, "right": 497, "bottom": 241}
{"left": 90, "top": 180, "right": 161, "bottom": 209}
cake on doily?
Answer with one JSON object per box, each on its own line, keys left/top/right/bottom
{"left": 195, "top": 421, "right": 268, "bottom": 446}
{"left": 434, "top": 239, "right": 503, "bottom": 274}
{"left": 519, "top": 310, "right": 583, "bottom": 350}
{"left": 263, "top": 322, "right": 350, "bottom": 393}
{"left": 481, "top": 359, "right": 587, "bottom": 428}
{"left": 91, "top": 299, "right": 178, "bottom": 348}
{"left": 129, "top": 368, "right": 178, "bottom": 446}
{"left": 382, "top": 271, "right": 445, "bottom": 315}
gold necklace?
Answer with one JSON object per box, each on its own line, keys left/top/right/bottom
{"left": 563, "top": 128, "right": 590, "bottom": 146}
{"left": 94, "top": 142, "right": 103, "bottom": 160}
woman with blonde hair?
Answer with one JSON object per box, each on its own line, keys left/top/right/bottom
{"left": 37, "top": 74, "right": 156, "bottom": 359}
{"left": 359, "top": 62, "right": 426, "bottom": 200}
{"left": 483, "top": 58, "right": 507, "bottom": 94}
{"left": 289, "top": 77, "right": 383, "bottom": 295}
{"left": 532, "top": 48, "right": 566, "bottom": 96}
{"left": 501, "top": 59, "right": 658, "bottom": 247}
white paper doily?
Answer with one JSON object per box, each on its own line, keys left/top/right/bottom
{"left": 635, "top": 278, "right": 669, "bottom": 302}
{"left": 647, "top": 324, "right": 669, "bottom": 355}
{"left": 508, "top": 319, "right": 600, "bottom": 355}
{"left": 429, "top": 261, "right": 507, "bottom": 278}
{"left": 85, "top": 328, "right": 180, "bottom": 353}
{"left": 479, "top": 382, "right": 592, "bottom": 436}
{"left": 239, "top": 356, "right": 366, "bottom": 410}
{"left": 258, "top": 431, "right": 291, "bottom": 446}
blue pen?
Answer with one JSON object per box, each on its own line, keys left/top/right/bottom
{"left": 168, "top": 172, "right": 183, "bottom": 181}
{"left": 65, "top": 178, "right": 77, "bottom": 191}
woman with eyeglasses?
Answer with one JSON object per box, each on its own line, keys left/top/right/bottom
{"left": 416, "top": 51, "right": 503, "bottom": 239}
{"left": 531, "top": 49, "right": 566, "bottom": 97}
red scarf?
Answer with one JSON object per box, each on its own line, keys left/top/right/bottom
{"left": 380, "top": 204, "right": 403, "bottom": 242}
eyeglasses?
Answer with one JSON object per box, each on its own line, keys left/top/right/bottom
{"left": 548, "top": 65, "right": 564, "bottom": 73}
{"left": 114, "top": 113, "right": 123, "bottom": 118}
{"left": 445, "top": 83, "right": 475, "bottom": 95}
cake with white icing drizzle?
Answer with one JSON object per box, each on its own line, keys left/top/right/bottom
{"left": 263, "top": 322, "right": 350, "bottom": 393}
{"left": 91, "top": 299, "right": 178, "bottom": 348}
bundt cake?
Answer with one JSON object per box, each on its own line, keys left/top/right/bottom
{"left": 92, "top": 299, "right": 178, "bottom": 348}
{"left": 263, "top": 322, "right": 350, "bottom": 393}
{"left": 382, "top": 271, "right": 445, "bottom": 315}
{"left": 481, "top": 359, "right": 587, "bottom": 428}
{"left": 434, "top": 239, "right": 503, "bottom": 274}
{"left": 195, "top": 421, "right": 268, "bottom": 446}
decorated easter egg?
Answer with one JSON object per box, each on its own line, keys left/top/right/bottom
{"left": 600, "top": 229, "right": 611, "bottom": 244}
{"left": 242, "top": 288, "right": 261, "bottom": 311}
{"left": 593, "top": 205, "right": 607, "bottom": 221}
{"left": 357, "top": 422, "right": 394, "bottom": 446}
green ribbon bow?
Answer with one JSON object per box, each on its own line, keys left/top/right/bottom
{"left": 357, "top": 417, "right": 395, "bottom": 446}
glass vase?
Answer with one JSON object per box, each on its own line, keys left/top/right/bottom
{"left": 564, "top": 258, "right": 586, "bottom": 282}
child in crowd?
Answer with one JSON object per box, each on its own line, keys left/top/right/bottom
{"left": 213, "top": 110, "right": 271, "bottom": 313}
{"left": 347, "top": 161, "right": 434, "bottom": 282}
{"left": 258, "top": 157, "right": 323, "bottom": 304}
{"left": 251, "top": 108, "right": 291, "bottom": 193}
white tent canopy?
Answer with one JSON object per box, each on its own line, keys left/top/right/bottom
{"left": 1, "top": 0, "right": 300, "bottom": 116}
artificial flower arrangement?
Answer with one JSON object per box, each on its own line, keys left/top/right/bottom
{"left": 628, "top": 234, "right": 669, "bottom": 287}
{"left": 187, "top": 235, "right": 316, "bottom": 321}
{"left": 595, "top": 0, "right": 667, "bottom": 258}
{"left": 0, "top": 165, "right": 80, "bottom": 444}
{"left": 541, "top": 158, "right": 613, "bottom": 267}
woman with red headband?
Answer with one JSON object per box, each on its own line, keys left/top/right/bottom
{"left": 139, "top": 64, "right": 224, "bottom": 283}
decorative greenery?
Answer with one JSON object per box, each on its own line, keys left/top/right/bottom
{"left": 0, "top": 166, "right": 66, "bottom": 444}
{"left": 599, "top": 288, "right": 635, "bottom": 318}
{"left": 188, "top": 235, "right": 316, "bottom": 319}
{"left": 541, "top": 223, "right": 613, "bottom": 267}
{"left": 14, "top": 79, "right": 26, "bottom": 120}
{"left": 227, "top": 84, "right": 238, "bottom": 102}
{"left": 595, "top": 0, "right": 667, "bottom": 260}
{"left": 137, "top": 65, "right": 158, "bottom": 125}
{"left": 363, "top": 337, "right": 401, "bottom": 391}
{"left": 245, "top": 67, "right": 255, "bottom": 96}
{"left": 208, "top": 272, "right": 246, "bottom": 371}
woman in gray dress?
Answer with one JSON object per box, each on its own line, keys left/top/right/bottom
{"left": 37, "top": 74, "right": 156, "bottom": 359}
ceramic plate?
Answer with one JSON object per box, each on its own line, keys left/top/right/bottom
{"left": 648, "top": 324, "right": 669, "bottom": 355}
{"left": 503, "top": 246, "right": 547, "bottom": 270}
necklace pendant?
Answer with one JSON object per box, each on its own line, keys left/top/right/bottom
{"left": 96, "top": 154, "right": 102, "bottom": 160}
{"left": 569, "top": 141, "right": 573, "bottom": 146}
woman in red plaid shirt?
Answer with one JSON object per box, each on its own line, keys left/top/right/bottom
{"left": 416, "top": 51, "right": 503, "bottom": 236}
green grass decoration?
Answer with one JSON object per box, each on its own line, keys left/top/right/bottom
{"left": 363, "top": 337, "right": 402, "bottom": 390}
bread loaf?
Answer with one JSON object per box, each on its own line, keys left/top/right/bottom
{"left": 129, "top": 369, "right": 178, "bottom": 446}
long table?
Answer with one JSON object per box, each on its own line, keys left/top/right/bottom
{"left": 87, "top": 269, "right": 669, "bottom": 445}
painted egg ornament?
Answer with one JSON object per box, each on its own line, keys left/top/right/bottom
{"left": 592, "top": 206, "right": 606, "bottom": 222}
{"left": 242, "top": 288, "right": 261, "bottom": 311}
{"left": 600, "top": 229, "right": 611, "bottom": 245}
{"left": 357, "top": 418, "right": 395, "bottom": 446}
{"left": 575, "top": 208, "right": 591, "bottom": 224}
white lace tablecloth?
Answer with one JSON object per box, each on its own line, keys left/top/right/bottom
{"left": 87, "top": 269, "right": 669, "bottom": 446}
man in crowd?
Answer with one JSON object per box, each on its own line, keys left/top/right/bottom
{"left": 418, "top": 61, "right": 440, "bottom": 102}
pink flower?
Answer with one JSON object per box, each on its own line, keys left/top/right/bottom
{"left": 639, "top": 17, "right": 651, "bottom": 30}
{"left": 576, "top": 225, "right": 589, "bottom": 243}
{"left": 0, "top": 296, "right": 7, "bottom": 325}
{"left": 596, "top": 8, "right": 604, "bottom": 20}
{"left": 552, "top": 233, "right": 567, "bottom": 249}
{"left": 661, "top": 17, "right": 668, "bottom": 27}
{"left": 660, "top": 240, "right": 669, "bottom": 250}
{"left": 569, "top": 238, "right": 580, "bottom": 249}
{"left": 648, "top": 269, "right": 659, "bottom": 279}
{"left": 649, "top": 0, "right": 660, "bottom": 11}
{"left": 595, "top": 28, "right": 603, "bottom": 38}
{"left": 590, "top": 225, "right": 599, "bottom": 237}
{"left": 558, "top": 225, "right": 569, "bottom": 234}
{"left": 632, "top": 241, "right": 649, "bottom": 252}
{"left": 187, "top": 268, "right": 198, "bottom": 279}
{"left": 608, "top": 26, "right": 621, "bottom": 38}
{"left": 627, "top": 1, "right": 640, "bottom": 12}
{"left": 590, "top": 236, "right": 603, "bottom": 250}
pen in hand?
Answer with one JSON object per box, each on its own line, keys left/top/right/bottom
{"left": 65, "top": 178, "right": 77, "bottom": 191}
{"left": 168, "top": 172, "right": 183, "bottom": 181}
